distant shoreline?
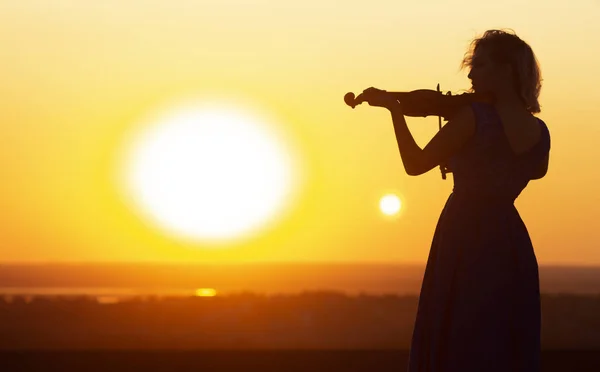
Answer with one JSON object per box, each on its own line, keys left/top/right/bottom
{"left": 1, "top": 263, "right": 600, "bottom": 295}
{"left": 2, "top": 261, "right": 599, "bottom": 267}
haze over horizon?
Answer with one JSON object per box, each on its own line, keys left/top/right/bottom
{"left": 2, "top": 262, "right": 600, "bottom": 297}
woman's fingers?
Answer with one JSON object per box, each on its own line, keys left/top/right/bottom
{"left": 355, "top": 92, "right": 365, "bottom": 104}
{"left": 356, "top": 87, "right": 388, "bottom": 106}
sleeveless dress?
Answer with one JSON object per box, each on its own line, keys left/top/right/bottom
{"left": 407, "top": 101, "right": 551, "bottom": 372}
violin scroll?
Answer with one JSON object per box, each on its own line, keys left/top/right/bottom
{"left": 344, "top": 92, "right": 358, "bottom": 109}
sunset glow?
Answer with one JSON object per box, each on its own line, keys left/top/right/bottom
{"left": 0, "top": 1, "right": 597, "bottom": 265}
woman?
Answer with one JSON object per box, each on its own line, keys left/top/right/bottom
{"left": 359, "top": 29, "right": 550, "bottom": 371}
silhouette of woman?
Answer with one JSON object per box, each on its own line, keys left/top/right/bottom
{"left": 359, "top": 29, "right": 550, "bottom": 371}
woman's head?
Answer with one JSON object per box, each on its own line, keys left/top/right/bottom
{"left": 460, "top": 29, "right": 542, "bottom": 113}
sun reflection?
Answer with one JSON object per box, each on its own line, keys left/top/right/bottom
{"left": 96, "top": 296, "right": 120, "bottom": 305}
{"left": 195, "top": 288, "right": 218, "bottom": 297}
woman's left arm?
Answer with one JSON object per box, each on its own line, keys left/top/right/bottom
{"left": 388, "top": 102, "right": 476, "bottom": 176}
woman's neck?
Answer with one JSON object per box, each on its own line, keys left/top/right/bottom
{"left": 492, "top": 88, "right": 527, "bottom": 112}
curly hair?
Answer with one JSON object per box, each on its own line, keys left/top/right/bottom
{"left": 459, "top": 29, "right": 543, "bottom": 114}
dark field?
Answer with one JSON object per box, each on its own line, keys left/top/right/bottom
{"left": 3, "top": 293, "right": 600, "bottom": 349}
{"left": 3, "top": 263, "right": 600, "bottom": 371}
{"left": 3, "top": 350, "right": 600, "bottom": 371}
{"left": 2, "top": 293, "right": 600, "bottom": 371}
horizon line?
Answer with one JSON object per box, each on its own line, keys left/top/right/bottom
{"left": 2, "top": 260, "right": 600, "bottom": 268}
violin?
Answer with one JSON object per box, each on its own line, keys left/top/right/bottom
{"left": 344, "top": 84, "right": 495, "bottom": 180}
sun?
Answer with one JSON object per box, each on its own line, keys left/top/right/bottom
{"left": 116, "top": 97, "right": 303, "bottom": 246}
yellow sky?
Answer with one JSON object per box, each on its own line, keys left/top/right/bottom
{"left": 0, "top": 1, "right": 598, "bottom": 265}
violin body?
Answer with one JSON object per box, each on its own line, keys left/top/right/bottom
{"left": 344, "top": 88, "right": 495, "bottom": 121}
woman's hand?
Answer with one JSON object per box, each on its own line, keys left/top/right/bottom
{"left": 356, "top": 87, "right": 402, "bottom": 110}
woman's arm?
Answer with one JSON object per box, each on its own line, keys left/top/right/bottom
{"left": 389, "top": 103, "right": 476, "bottom": 176}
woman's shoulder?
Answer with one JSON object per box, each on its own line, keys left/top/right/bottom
{"left": 535, "top": 116, "right": 548, "bottom": 131}
{"left": 534, "top": 116, "right": 551, "bottom": 151}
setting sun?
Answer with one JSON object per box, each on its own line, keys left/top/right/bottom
{"left": 116, "top": 98, "right": 303, "bottom": 246}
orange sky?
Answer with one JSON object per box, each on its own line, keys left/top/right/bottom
{"left": 0, "top": 1, "right": 598, "bottom": 265}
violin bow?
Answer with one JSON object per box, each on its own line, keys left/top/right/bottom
{"left": 437, "top": 83, "right": 450, "bottom": 180}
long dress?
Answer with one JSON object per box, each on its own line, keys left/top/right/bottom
{"left": 407, "top": 101, "right": 551, "bottom": 372}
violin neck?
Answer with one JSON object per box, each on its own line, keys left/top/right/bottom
{"left": 387, "top": 89, "right": 495, "bottom": 103}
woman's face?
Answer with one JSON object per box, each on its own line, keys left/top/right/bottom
{"left": 467, "top": 49, "right": 510, "bottom": 94}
